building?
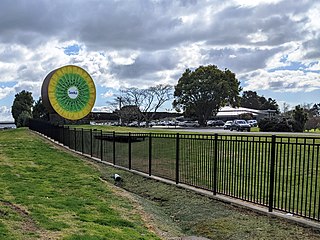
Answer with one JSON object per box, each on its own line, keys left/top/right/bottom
{"left": 216, "top": 106, "right": 276, "bottom": 121}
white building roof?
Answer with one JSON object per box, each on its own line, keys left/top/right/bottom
{"left": 216, "top": 106, "right": 267, "bottom": 117}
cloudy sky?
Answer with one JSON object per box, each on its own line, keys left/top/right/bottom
{"left": 0, "top": 0, "right": 319, "bottom": 121}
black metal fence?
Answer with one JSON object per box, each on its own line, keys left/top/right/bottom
{"left": 29, "top": 119, "right": 320, "bottom": 222}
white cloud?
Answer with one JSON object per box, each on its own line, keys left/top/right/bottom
{"left": 233, "top": 0, "right": 283, "bottom": 7}
{"left": 0, "top": 105, "right": 13, "bottom": 121}
{"left": 0, "top": 86, "right": 14, "bottom": 100}
{"left": 242, "top": 69, "right": 320, "bottom": 92}
{"left": 247, "top": 29, "right": 269, "bottom": 43}
{"left": 101, "top": 90, "right": 114, "bottom": 99}
{"left": 307, "top": 62, "right": 320, "bottom": 71}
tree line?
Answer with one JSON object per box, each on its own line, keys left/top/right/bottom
{"left": 11, "top": 64, "right": 313, "bottom": 132}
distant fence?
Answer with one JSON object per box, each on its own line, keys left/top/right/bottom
{"left": 29, "top": 119, "right": 320, "bottom": 222}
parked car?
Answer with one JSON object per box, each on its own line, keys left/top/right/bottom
{"left": 207, "top": 120, "right": 225, "bottom": 127}
{"left": 178, "top": 121, "right": 199, "bottom": 127}
{"left": 128, "top": 121, "right": 139, "bottom": 127}
{"left": 223, "top": 120, "right": 233, "bottom": 129}
{"left": 247, "top": 119, "right": 258, "bottom": 127}
{"left": 207, "top": 120, "right": 216, "bottom": 127}
{"left": 214, "top": 120, "right": 225, "bottom": 126}
{"left": 230, "top": 120, "right": 251, "bottom": 132}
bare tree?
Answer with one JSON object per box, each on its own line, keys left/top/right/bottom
{"left": 116, "top": 84, "right": 173, "bottom": 126}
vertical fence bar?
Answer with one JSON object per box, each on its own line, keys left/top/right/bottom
{"left": 100, "top": 130, "right": 103, "bottom": 161}
{"left": 149, "top": 133, "right": 152, "bottom": 176}
{"left": 268, "top": 135, "right": 276, "bottom": 212}
{"left": 67, "top": 126, "right": 70, "bottom": 148}
{"left": 62, "top": 125, "right": 65, "bottom": 145}
{"left": 113, "top": 131, "right": 116, "bottom": 165}
{"left": 128, "top": 132, "right": 132, "bottom": 170}
{"left": 90, "top": 129, "right": 93, "bottom": 157}
{"left": 176, "top": 133, "right": 180, "bottom": 184}
{"left": 213, "top": 133, "right": 218, "bottom": 195}
{"left": 74, "top": 128, "right": 77, "bottom": 151}
{"left": 81, "top": 128, "right": 84, "bottom": 154}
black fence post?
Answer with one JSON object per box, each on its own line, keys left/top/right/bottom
{"left": 100, "top": 130, "right": 103, "bottom": 161}
{"left": 59, "top": 125, "right": 62, "bottom": 143}
{"left": 74, "top": 128, "right": 77, "bottom": 151}
{"left": 90, "top": 129, "right": 93, "bottom": 157}
{"left": 268, "top": 135, "right": 276, "bottom": 212}
{"left": 149, "top": 133, "right": 152, "bottom": 176}
{"left": 213, "top": 133, "right": 218, "bottom": 195}
{"left": 62, "top": 126, "right": 65, "bottom": 145}
{"left": 128, "top": 132, "right": 132, "bottom": 170}
{"left": 113, "top": 131, "right": 116, "bottom": 165}
{"left": 64, "top": 126, "right": 67, "bottom": 146}
{"left": 176, "top": 133, "right": 180, "bottom": 184}
{"left": 67, "top": 126, "right": 70, "bottom": 147}
{"left": 81, "top": 128, "right": 84, "bottom": 154}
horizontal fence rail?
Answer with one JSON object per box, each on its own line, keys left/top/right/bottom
{"left": 29, "top": 119, "right": 320, "bottom": 222}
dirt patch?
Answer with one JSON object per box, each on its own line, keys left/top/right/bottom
{"left": 0, "top": 200, "right": 38, "bottom": 232}
{"left": 0, "top": 200, "right": 61, "bottom": 240}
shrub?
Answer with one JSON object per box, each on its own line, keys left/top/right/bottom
{"left": 259, "top": 117, "right": 292, "bottom": 132}
{"left": 16, "top": 111, "right": 32, "bottom": 128}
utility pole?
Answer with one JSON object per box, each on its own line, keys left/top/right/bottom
{"left": 118, "top": 97, "right": 122, "bottom": 126}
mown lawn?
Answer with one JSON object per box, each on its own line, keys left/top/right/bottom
{"left": 0, "top": 128, "right": 160, "bottom": 240}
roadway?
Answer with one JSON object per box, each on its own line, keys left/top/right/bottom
{"left": 154, "top": 126, "right": 320, "bottom": 136}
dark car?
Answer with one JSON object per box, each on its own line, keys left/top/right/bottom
{"left": 214, "top": 120, "right": 225, "bottom": 126}
{"left": 207, "top": 120, "right": 225, "bottom": 127}
{"left": 230, "top": 120, "right": 251, "bottom": 132}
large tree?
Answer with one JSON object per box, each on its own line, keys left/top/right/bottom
{"left": 310, "top": 103, "right": 320, "bottom": 117}
{"left": 32, "top": 97, "right": 49, "bottom": 121}
{"left": 240, "top": 91, "right": 262, "bottom": 109}
{"left": 173, "top": 65, "right": 241, "bottom": 126}
{"left": 11, "top": 90, "right": 34, "bottom": 126}
{"left": 292, "top": 105, "right": 308, "bottom": 132}
{"left": 240, "top": 90, "right": 279, "bottom": 113}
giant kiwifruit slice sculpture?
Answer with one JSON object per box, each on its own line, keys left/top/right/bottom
{"left": 41, "top": 65, "right": 96, "bottom": 120}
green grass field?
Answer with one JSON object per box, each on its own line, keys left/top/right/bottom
{"left": 0, "top": 128, "right": 160, "bottom": 240}
{"left": 3, "top": 127, "right": 320, "bottom": 239}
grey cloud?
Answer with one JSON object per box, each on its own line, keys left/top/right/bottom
{"left": 206, "top": 1, "right": 311, "bottom": 46}
{"left": 202, "top": 47, "right": 282, "bottom": 73}
{"left": 13, "top": 81, "right": 41, "bottom": 97}
{"left": 0, "top": 0, "right": 213, "bottom": 50}
{"left": 268, "top": 80, "right": 317, "bottom": 91}
{"left": 111, "top": 50, "right": 179, "bottom": 79}
{"left": 268, "top": 80, "right": 297, "bottom": 90}
{"left": 0, "top": 1, "right": 68, "bottom": 47}
{"left": 0, "top": 0, "right": 315, "bottom": 52}
{"left": 0, "top": 46, "right": 24, "bottom": 62}
{"left": 302, "top": 38, "right": 320, "bottom": 59}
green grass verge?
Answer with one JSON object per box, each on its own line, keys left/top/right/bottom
{"left": 0, "top": 128, "right": 160, "bottom": 239}
{"left": 97, "top": 160, "right": 320, "bottom": 240}
{"left": 70, "top": 125, "right": 320, "bottom": 218}
{"left": 3, "top": 127, "right": 320, "bottom": 239}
